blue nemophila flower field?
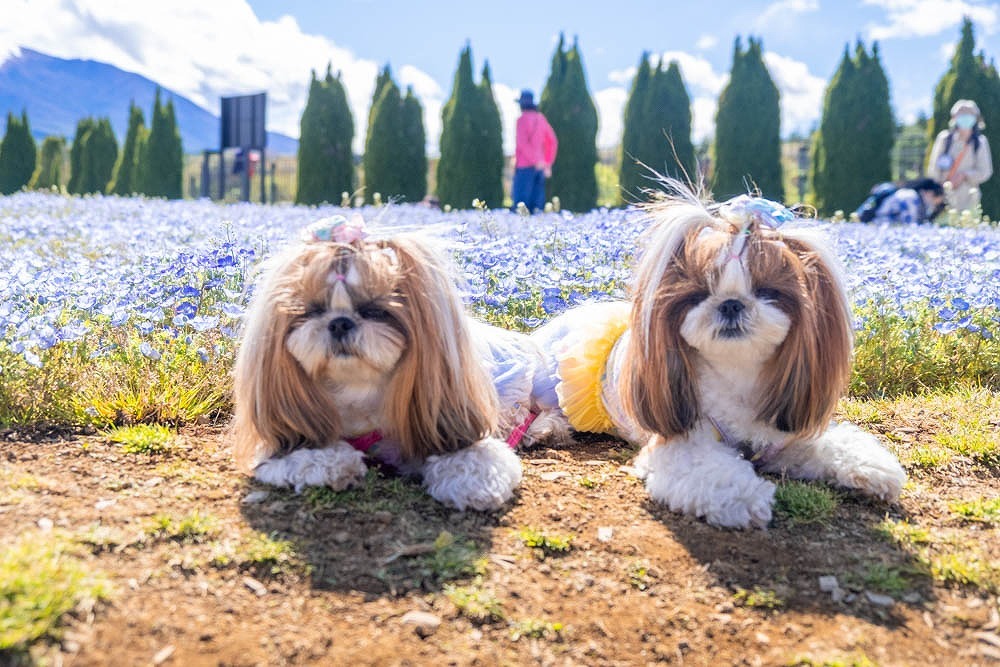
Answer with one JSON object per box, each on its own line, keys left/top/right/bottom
{"left": 0, "top": 192, "right": 997, "bottom": 425}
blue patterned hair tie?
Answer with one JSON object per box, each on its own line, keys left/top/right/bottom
{"left": 717, "top": 195, "right": 795, "bottom": 262}
{"left": 301, "top": 214, "right": 368, "bottom": 243}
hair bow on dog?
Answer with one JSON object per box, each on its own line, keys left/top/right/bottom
{"left": 718, "top": 195, "right": 796, "bottom": 261}
{"left": 301, "top": 214, "right": 368, "bottom": 244}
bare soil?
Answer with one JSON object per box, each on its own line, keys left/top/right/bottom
{"left": 1, "top": 411, "right": 998, "bottom": 667}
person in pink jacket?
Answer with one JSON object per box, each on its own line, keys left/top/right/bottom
{"left": 512, "top": 90, "right": 558, "bottom": 213}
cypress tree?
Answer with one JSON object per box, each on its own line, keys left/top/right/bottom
{"left": 712, "top": 37, "right": 784, "bottom": 201}
{"left": 619, "top": 53, "right": 653, "bottom": 203}
{"left": 646, "top": 61, "right": 696, "bottom": 184}
{"left": 476, "top": 62, "right": 504, "bottom": 208}
{"left": 31, "top": 135, "right": 65, "bottom": 190}
{"left": 399, "top": 87, "right": 427, "bottom": 203}
{"left": 110, "top": 101, "right": 146, "bottom": 195}
{"left": 437, "top": 45, "right": 502, "bottom": 209}
{"left": 810, "top": 41, "right": 894, "bottom": 215}
{"left": 540, "top": 34, "right": 599, "bottom": 212}
{"left": 142, "top": 93, "right": 183, "bottom": 199}
{"left": 364, "top": 71, "right": 404, "bottom": 203}
{"left": 929, "top": 17, "right": 1000, "bottom": 217}
{"left": 67, "top": 117, "right": 97, "bottom": 195}
{"left": 296, "top": 65, "right": 355, "bottom": 205}
{"left": 80, "top": 117, "right": 118, "bottom": 194}
{"left": 0, "top": 111, "right": 37, "bottom": 195}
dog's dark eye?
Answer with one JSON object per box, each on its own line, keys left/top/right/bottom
{"left": 304, "top": 303, "right": 326, "bottom": 318}
{"left": 754, "top": 287, "right": 783, "bottom": 302}
{"left": 358, "top": 303, "right": 390, "bottom": 320}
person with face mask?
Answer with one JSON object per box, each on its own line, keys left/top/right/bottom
{"left": 927, "top": 99, "right": 993, "bottom": 215}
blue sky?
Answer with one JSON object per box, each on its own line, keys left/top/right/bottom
{"left": 2, "top": 1, "right": 998, "bottom": 153}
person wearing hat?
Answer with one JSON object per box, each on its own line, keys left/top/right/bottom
{"left": 511, "top": 89, "right": 558, "bottom": 213}
{"left": 927, "top": 99, "right": 993, "bottom": 215}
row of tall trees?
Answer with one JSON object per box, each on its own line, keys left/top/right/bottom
{"left": 0, "top": 90, "right": 184, "bottom": 198}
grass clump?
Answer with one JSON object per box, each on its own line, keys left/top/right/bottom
{"left": 210, "top": 532, "right": 303, "bottom": 578}
{"left": 0, "top": 532, "right": 113, "bottom": 652}
{"left": 104, "top": 423, "right": 177, "bottom": 454}
{"left": 301, "top": 470, "right": 426, "bottom": 512}
{"left": 517, "top": 527, "right": 574, "bottom": 559}
{"left": 950, "top": 496, "right": 1000, "bottom": 524}
{"left": 444, "top": 582, "right": 505, "bottom": 624}
{"left": 626, "top": 560, "right": 653, "bottom": 591}
{"left": 145, "top": 511, "right": 219, "bottom": 543}
{"left": 846, "top": 563, "right": 913, "bottom": 596}
{"left": 774, "top": 481, "right": 839, "bottom": 525}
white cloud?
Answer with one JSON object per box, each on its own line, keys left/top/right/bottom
{"left": 756, "top": 0, "right": 820, "bottom": 28}
{"left": 0, "top": 0, "right": 441, "bottom": 154}
{"left": 695, "top": 34, "right": 719, "bottom": 51}
{"left": 863, "top": 0, "right": 998, "bottom": 40}
{"left": 763, "top": 52, "right": 827, "bottom": 136}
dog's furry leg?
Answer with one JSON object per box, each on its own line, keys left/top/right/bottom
{"left": 759, "top": 422, "right": 906, "bottom": 501}
{"left": 637, "top": 428, "right": 775, "bottom": 529}
{"left": 520, "top": 409, "right": 571, "bottom": 448}
{"left": 422, "top": 438, "right": 523, "bottom": 511}
{"left": 254, "top": 442, "right": 368, "bottom": 493}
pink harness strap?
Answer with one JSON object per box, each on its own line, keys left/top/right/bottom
{"left": 506, "top": 410, "right": 539, "bottom": 449}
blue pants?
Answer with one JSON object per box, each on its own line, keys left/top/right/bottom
{"left": 511, "top": 167, "right": 546, "bottom": 213}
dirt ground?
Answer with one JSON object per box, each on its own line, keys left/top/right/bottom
{"left": 2, "top": 412, "right": 998, "bottom": 667}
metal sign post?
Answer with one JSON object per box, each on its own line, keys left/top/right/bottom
{"left": 220, "top": 93, "right": 268, "bottom": 203}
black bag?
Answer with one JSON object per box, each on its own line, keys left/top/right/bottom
{"left": 856, "top": 182, "right": 898, "bottom": 222}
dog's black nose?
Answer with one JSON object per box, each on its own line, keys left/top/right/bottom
{"left": 718, "top": 299, "right": 745, "bottom": 321}
{"left": 328, "top": 316, "right": 356, "bottom": 339}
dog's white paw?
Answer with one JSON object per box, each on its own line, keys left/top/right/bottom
{"left": 815, "top": 423, "right": 907, "bottom": 502}
{"left": 642, "top": 441, "right": 775, "bottom": 529}
{"left": 520, "top": 410, "right": 571, "bottom": 448}
{"left": 254, "top": 443, "right": 367, "bottom": 493}
{"left": 423, "top": 438, "right": 523, "bottom": 511}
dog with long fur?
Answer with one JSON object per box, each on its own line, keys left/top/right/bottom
{"left": 232, "top": 216, "right": 561, "bottom": 511}
{"left": 531, "top": 188, "right": 906, "bottom": 528}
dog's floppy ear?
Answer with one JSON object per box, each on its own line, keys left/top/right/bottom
{"left": 381, "top": 236, "right": 498, "bottom": 459}
{"left": 231, "top": 248, "right": 342, "bottom": 472}
{"left": 756, "top": 232, "right": 853, "bottom": 437}
{"left": 621, "top": 203, "right": 713, "bottom": 436}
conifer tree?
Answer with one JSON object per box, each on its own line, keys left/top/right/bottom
{"left": 475, "top": 63, "right": 505, "bottom": 208}
{"left": 399, "top": 87, "right": 427, "bottom": 203}
{"left": 619, "top": 53, "right": 653, "bottom": 203}
{"left": 80, "top": 117, "right": 118, "bottom": 194}
{"left": 436, "top": 45, "right": 502, "bottom": 209}
{"left": 364, "top": 71, "right": 404, "bottom": 203}
{"left": 31, "top": 135, "right": 65, "bottom": 190}
{"left": 647, "top": 61, "right": 696, "bottom": 183}
{"left": 809, "top": 41, "right": 894, "bottom": 215}
{"left": 929, "top": 17, "right": 1000, "bottom": 217}
{"left": 67, "top": 117, "right": 97, "bottom": 195}
{"left": 712, "top": 37, "right": 784, "bottom": 201}
{"left": 110, "top": 101, "right": 146, "bottom": 195}
{"left": 540, "top": 34, "right": 598, "bottom": 211}
{"left": 142, "top": 92, "right": 183, "bottom": 198}
{"left": 0, "top": 111, "right": 37, "bottom": 195}
{"left": 296, "top": 65, "right": 355, "bottom": 205}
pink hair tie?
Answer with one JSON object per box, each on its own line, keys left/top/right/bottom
{"left": 301, "top": 214, "right": 369, "bottom": 243}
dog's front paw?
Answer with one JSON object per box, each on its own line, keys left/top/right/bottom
{"left": 823, "top": 423, "right": 907, "bottom": 502}
{"left": 254, "top": 443, "right": 367, "bottom": 492}
{"left": 519, "top": 410, "right": 571, "bottom": 448}
{"left": 423, "top": 438, "right": 523, "bottom": 511}
{"left": 643, "top": 443, "right": 775, "bottom": 529}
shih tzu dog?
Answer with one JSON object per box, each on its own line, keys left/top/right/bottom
{"left": 531, "top": 187, "right": 906, "bottom": 528}
{"left": 232, "top": 216, "right": 561, "bottom": 511}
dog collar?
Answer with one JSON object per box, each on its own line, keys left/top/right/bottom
{"left": 506, "top": 410, "right": 539, "bottom": 449}
{"left": 345, "top": 430, "right": 383, "bottom": 452}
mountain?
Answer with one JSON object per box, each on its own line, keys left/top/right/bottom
{"left": 0, "top": 48, "right": 298, "bottom": 155}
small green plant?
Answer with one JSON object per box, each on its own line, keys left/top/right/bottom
{"left": 301, "top": 470, "right": 426, "bottom": 512}
{"left": 950, "top": 497, "right": 1000, "bottom": 523}
{"left": 732, "top": 586, "right": 784, "bottom": 610}
{"left": 626, "top": 560, "right": 653, "bottom": 591}
{"left": 876, "top": 518, "right": 933, "bottom": 546}
{"left": 774, "top": 481, "right": 839, "bottom": 525}
{"left": 420, "top": 531, "right": 487, "bottom": 582}
{"left": 907, "top": 445, "right": 953, "bottom": 469}
{"left": 510, "top": 618, "right": 565, "bottom": 641}
{"left": 517, "top": 527, "right": 574, "bottom": 558}
{"left": 146, "top": 511, "right": 218, "bottom": 543}
{"left": 104, "top": 423, "right": 177, "bottom": 455}
{"left": 0, "top": 532, "right": 113, "bottom": 651}
{"left": 578, "top": 476, "right": 599, "bottom": 489}
{"left": 921, "top": 551, "right": 1000, "bottom": 593}
{"left": 788, "top": 653, "right": 878, "bottom": 667}
{"left": 849, "top": 563, "right": 912, "bottom": 595}
{"left": 444, "top": 582, "right": 505, "bottom": 624}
